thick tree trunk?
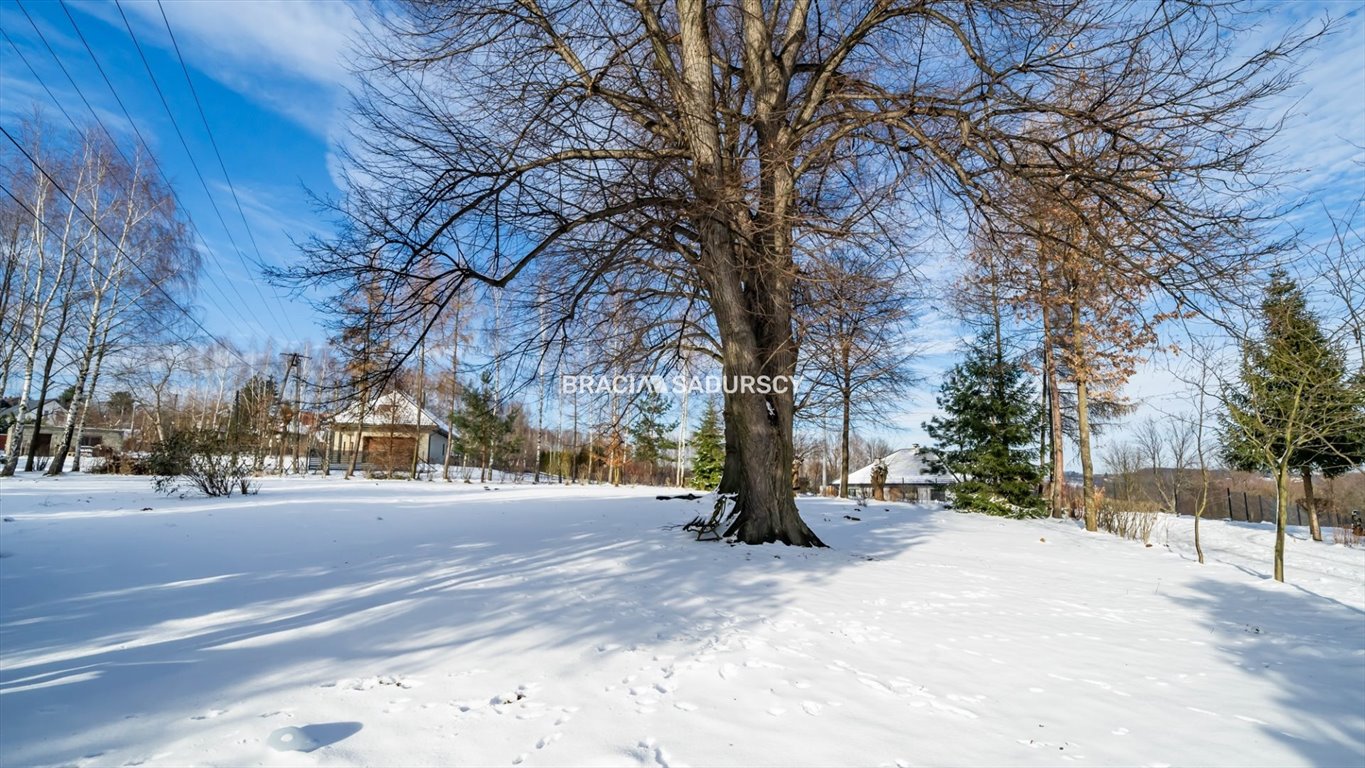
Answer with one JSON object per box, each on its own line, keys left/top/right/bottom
{"left": 705, "top": 243, "right": 824, "bottom": 546}
{"left": 718, "top": 397, "right": 741, "bottom": 494}
{"left": 672, "top": 0, "right": 820, "bottom": 545}
{"left": 1302, "top": 467, "right": 1321, "bottom": 542}
{"left": 719, "top": 366, "right": 824, "bottom": 546}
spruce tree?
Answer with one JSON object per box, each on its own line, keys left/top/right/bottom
{"left": 630, "top": 389, "right": 678, "bottom": 479}
{"left": 1222, "top": 271, "right": 1365, "bottom": 573}
{"left": 452, "top": 371, "right": 519, "bottom": 482}
{"left": 924, "top": 331, "right": 1044, "bottom": 517}
{"left": 690, "top": 399, "right": 724, "bottom": 491}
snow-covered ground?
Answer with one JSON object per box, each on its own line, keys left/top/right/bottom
{"left": 0, "top": 475, "right": 1361, "bottom": 767}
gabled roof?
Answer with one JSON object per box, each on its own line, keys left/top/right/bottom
{"left": 845, "top": 447, "right": 953, "bottom": 485}
{"left": 333, "top": 391, "right": 449, "bottom": 435}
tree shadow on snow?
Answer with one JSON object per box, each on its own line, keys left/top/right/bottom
{"left": 1163, "top": 577, "right": 1365, "bottom": 767}
{"left": 0, "top": 491, "right": 938, "bottom": 765}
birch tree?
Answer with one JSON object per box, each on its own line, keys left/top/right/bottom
{"left": 48, "top": 145, "right": 188, "bottom": 473}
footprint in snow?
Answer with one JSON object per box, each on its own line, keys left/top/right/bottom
{"left": 535, "top": 733, "right": 561, "bottom": 749}
{"left": 801, "top": 701, "right": 823, "bottom": 716}
{"left": 191, "top": 708, "right": 228, "bottom": 721}
{"left": 635, "top": 738, "right": 672, "bottom": 768}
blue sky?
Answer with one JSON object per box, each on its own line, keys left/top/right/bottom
{"left": 2, "top": 0, "right": 1362, "bottom": 458}
{"left": 1, "top": 0, "right": 361, "bottom": 348}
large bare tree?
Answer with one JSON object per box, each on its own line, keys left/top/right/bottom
{"left": 278, "top": 0, "right": 1310, "bottom": 544}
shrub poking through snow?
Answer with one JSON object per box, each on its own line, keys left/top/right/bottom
{"left": 149, "top": 430, "right": 258, "bottom": 498}
{"left": 1096, "top": 504, "right": 1159, "bottom": 544}
{"left": 1332, "top": 524, "right": 1361, "bottom": 548}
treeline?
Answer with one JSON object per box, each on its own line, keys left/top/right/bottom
{"left": 925, "top": 239, "right": 1364, "bottom": 579}
{"left": 0, "top": 118, "right": 198, "bottom": 476}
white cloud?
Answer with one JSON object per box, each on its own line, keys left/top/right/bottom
{"left": 78, "top": 0, "right": 373, "bottom": 138}
{"left": 122, "top": 0, "right": 363, "bottom": 88}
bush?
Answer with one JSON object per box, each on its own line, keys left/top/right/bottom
{"left": 89, "top": 446, "right": 150, "bottom": 475}
{"left": 149, "top": 430, "right": 258, "bottom": 498}
{"left": 1331, "top": 526, "right": 1361, "bottom": 548}
{"left": 1097, "top": 503, "right": 1160, "bottom": 544}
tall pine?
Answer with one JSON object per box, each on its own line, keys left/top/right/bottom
{"left": 924, "top": 331, "right": 1044, "bottom": 517}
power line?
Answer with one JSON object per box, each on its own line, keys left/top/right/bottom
{"left": 0, "top": 29, "right": 275, "bottom": 347}
{"left": 0, "top": 124, "right": 258, "bottom": 371}
{"left": 112, "top": 0, "right": 303, "bottom": 344}
{"left": 101, "top": 0, "right": 301, "bottom": 341}
{"left": 2, "top": 9, "right": 278, "bottom": 344}
{"left": 55, "top": 0, "right": 299, "bottom": 342}
{"left": 153, "top": 0, "right": 274, "bottom": 284}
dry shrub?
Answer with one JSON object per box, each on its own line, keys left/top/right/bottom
{"left": 1097, "top": 502, "right": 1160, "bottom": 544}
{"left": 1331, "top": 526, "right": 1362, "bottom": 548}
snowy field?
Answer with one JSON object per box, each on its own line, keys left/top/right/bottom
{"left": 1, "top": 475, "right": 1362, "bottom": 768}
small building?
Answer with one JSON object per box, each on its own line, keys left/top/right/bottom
{"left": 834, "top": 446, "right": 953, "bottom": 502}
{"left": 0, "top": 400, "right": 127, "bottom": 456}
{"left": 329, "top": 391, "right": 449, "bottom": 470}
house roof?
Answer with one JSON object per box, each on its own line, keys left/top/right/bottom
{"left": 844, "top": 447, "right": 953, "bottom": 485}
{"left": 0, "top": 400, "right": 66, "bottom": 422}
{"left": 332, "top": 391, "right": 450, "bottom": 435}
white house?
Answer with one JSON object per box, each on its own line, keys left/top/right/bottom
{"left": 836, "top": 446, "right": 953, "bottom": 502}
{"left": 329, "top": 391, "right": 450, "bottom": 470}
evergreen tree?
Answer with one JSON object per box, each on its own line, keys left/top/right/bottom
{"left": 107, "top": 391, "right": 135, "bottom": 424}
{"left": 630, "top": 389, "right": 678, "bottom": 477}
{"left": 924, "top": 331, "right": 1044, "bottom": 517}
{"left": 1222, "top": 272, "right": 1365, "bottom": 574}
{"left": 452, "top": 371, "right": 520, "bottom": 482}
{"left": 690, "top": 399, "right": 724, "bottom": 490}
{"left": 228, "top": 375, "right": 278, "bottom": 452}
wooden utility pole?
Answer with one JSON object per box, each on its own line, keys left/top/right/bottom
{"left": 278, "top": 353, "right": 304, "bottom": 476}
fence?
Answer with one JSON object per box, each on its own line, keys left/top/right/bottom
{"left": 1173, "top": 489, "right": 1356, "bottom": 529}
